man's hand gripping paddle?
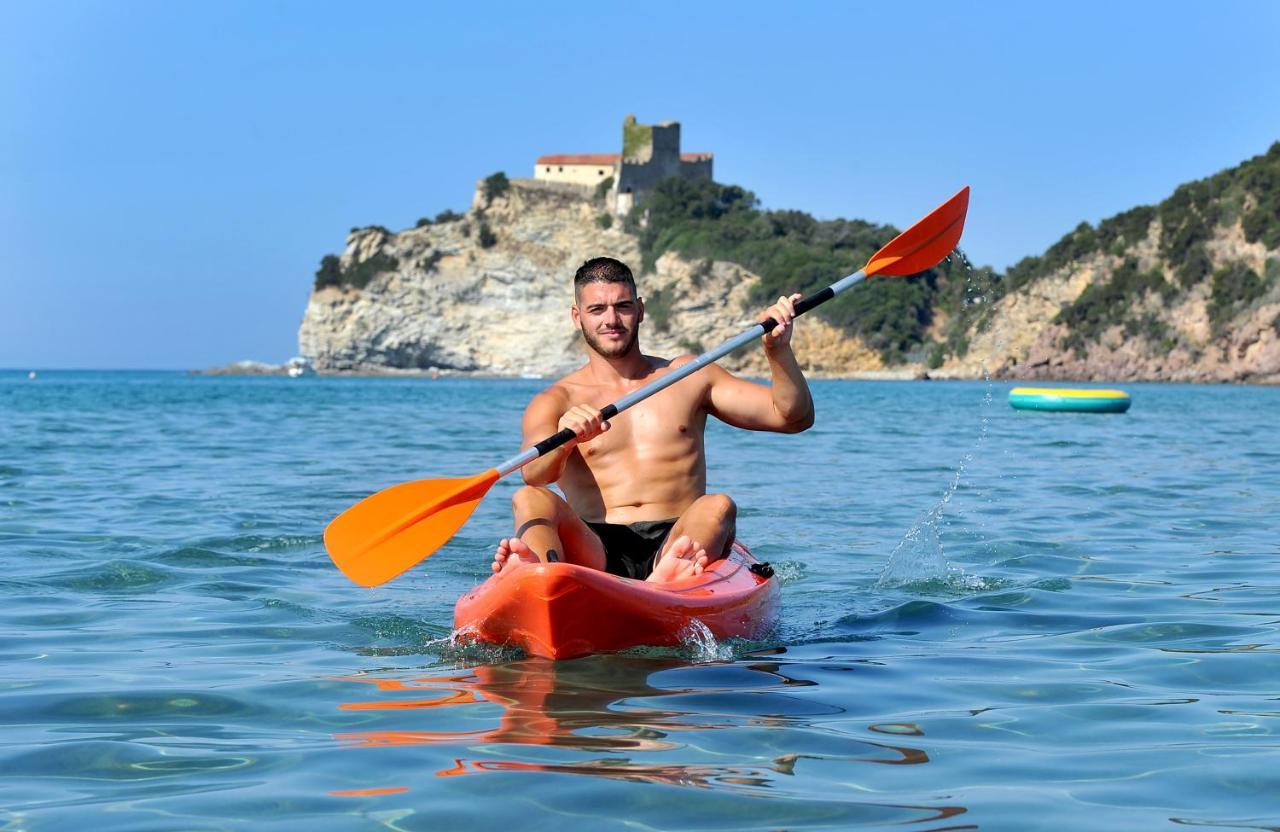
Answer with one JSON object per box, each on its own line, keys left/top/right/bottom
{"left": 325, "top": 186, "right": 971, "bottom": 586}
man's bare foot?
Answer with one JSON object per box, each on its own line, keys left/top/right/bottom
{"left": 492, "top": 538, "right": 540, "bottom": 575}
{"left": 647, "top": 535, "right": 708, "bottom": 583}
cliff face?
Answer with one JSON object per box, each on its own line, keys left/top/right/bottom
{"left": 941, "top": 222, "right": 1280, "bottom": 383}
{"left": 935, "top": 142, "right": 1280, "bottom": 383}
{"left": 299, "top": 180, "right": 801, "bottom": 376}
{"left": 301, "top": 181, "right": 614, "bottom": 374}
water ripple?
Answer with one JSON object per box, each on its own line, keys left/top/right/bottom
{"left": 3, "top": 372, "right": 1279, "bottom": 828}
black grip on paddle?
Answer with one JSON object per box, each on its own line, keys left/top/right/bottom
{"left": 533, "top": 428, "right": 576, "bottom": 457}
{"left": 761, "top": 287, "right": 835, "bottom": 332}
{"left": 533, "top": 404, "right": 620, "bottom": 457}
{"left": 794, "top": 287, "right": 834, "bottom": 317}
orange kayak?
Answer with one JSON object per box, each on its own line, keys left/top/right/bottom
{"left": 453, "top": 541, "right": 779, "bottom": 660}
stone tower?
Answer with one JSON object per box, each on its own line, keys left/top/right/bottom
{"left": 613, "top": 115, "right": 712, "bottom": 215}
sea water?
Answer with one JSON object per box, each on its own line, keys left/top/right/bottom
{"left": 1, "top": 371, "right": 1278, "bottom": 830}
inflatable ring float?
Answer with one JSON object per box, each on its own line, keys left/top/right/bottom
{"left": 1008, "top": 387, "right": 1131, "bottom": 413}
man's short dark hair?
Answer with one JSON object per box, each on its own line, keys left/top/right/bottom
{"left": 574, "top": 257, "right": 636, "bottom": 299}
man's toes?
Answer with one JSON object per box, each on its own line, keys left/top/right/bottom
{"left": 665, "top": 535, "right": 699, "bottom": 560}
{"left": 507, "top": 538, "right": 535, "bottom": 559}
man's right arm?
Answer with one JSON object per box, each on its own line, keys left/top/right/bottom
{"left": 520, "top": 389, "right": 611, "bottom": 486}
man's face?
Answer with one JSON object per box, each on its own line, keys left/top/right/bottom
{"left": 572, "top": 281, "right": 644, "bottom": 359}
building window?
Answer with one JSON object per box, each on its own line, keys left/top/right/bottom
{"left": 598, "top": 170, "right": 604, "bottom": 176}
{"left": 545, "top": 167, "right": 551, "bottom": 173}
{"left": 558, "top": 166, "right": 563, "bottom": 172}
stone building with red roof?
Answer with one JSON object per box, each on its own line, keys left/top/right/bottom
{"left": 534, "top": 115, "right": 712, "bottom": 214}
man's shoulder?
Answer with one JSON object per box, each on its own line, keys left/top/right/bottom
{"left": 663, "top": 352, "right": 733, "bottom": 383}
{"left": 641, "top": 352, "right": 698, "bottom": 374}
{"left": 665, "top": 353, "right": 697, "bottom": 370}
{"left": 530, "top": 380, "right": 573, "bottom": 407}
{"left": 528, "top": 366, "right": 593, "bottom": 408}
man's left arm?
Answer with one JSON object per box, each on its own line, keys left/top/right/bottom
{"left": 705, "top": 293, "right": 815, "bottom": 433}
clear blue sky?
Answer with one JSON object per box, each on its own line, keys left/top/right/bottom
{"left": 3, "top": 1, "right": 1278, "bottom": 369}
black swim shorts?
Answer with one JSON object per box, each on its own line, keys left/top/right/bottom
{"left": 585, "top": 518, "right": 678, "bottom": 580}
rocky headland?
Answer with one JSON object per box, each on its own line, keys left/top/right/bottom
{"left": 298, "top": 144, "right": 1280, "bottom": 383}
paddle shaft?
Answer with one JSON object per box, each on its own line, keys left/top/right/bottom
{"left": 495, "top": 268, "right": 868, "bottom": 476}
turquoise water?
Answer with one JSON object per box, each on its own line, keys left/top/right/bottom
{"left": 2, "top": 371, "right": 1279, "bottom": 830}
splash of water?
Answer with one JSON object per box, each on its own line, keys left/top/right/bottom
{"left": 410, "top": 624, "right": 518, "bottom": 665}
{"left": 878, "top": 257, "right": 1000, "bottom": 593}
{"left": 678, "top": 619, "right": 737, "bottom": 663}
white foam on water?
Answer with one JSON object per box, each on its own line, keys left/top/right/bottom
{"left": 678, "top": 619, "right": 736, "bottom": 663}
{"left": 424, "top": 624, "right": 516, "bottom": 664}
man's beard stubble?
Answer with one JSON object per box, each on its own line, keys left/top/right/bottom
{"left": 581, "top": 322, "right": 639, "bottom": 359}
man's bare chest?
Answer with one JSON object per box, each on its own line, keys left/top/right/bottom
{"left": 569, "top": 386, "right": 705, "bottom": 460}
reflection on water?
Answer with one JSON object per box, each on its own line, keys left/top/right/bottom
{"left": 328, "top": 652, "right": 963, "bottom": 824}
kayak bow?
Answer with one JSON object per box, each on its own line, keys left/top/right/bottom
{"left": 453, "top": 542, "right": 778, "bottom": 659}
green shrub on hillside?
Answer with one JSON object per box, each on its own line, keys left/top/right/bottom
{"left": 627, "top": 177, "right": 959, "bottom": 363}
{"left": 349, "top": 224, "right": 391, "bottom": 236}
{"left": 483, "top": 172, "right": 510, "bottom": 203}
{"left": 1124, "top": 313, "right": 1174, "bottom": 348}
{"left": 416, "top": 209, "right": 465, "bottom": 228}
{"left": 1209, "top": 261, "right": 1268, "bottom": 332}
{"left": 345, "top": 253, "right": 399, "bottom": 290}
{"left": 314, "top": 255, "right": 343, "bottom": 290}
{"left": 1177, "top": 242, "right": 1212, "bottom": 288}
{"left": 594, "top": 176, "right": 614, "bottom": 202}
{"left": 1240, "top": 143, "right": 1280, "bottom": 249}
{"left": 1098, "top": 205, "right": 1157, "bottom": 249}
{"left": 926, "top": 342, "right": 947, "bottom": 369}
{"left": 644, "top": 286, "right": 674, "bottom": 333}
{"left": 1001, "top": 221, "right": 1106, "bottom": 299}
{"left": 313, "top": 252, "right": 399, "bottom": 291}
{"left": 1055, "top": 259, "right": 1172, "bottom": 356}
{"left": 1159, "top": 184, "right": 1215, "bottom": 266}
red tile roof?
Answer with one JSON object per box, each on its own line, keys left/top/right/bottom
{"left": 536, "top": 154, "right": 620, "bottom": 166}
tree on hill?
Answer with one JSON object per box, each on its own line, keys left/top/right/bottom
{"left": 626, "top": 176, "right": 982, "bottom": 364}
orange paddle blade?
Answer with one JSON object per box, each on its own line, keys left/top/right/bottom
{"left": 865, "top": 186, "right": 970, "bottom": 277}
{"left": 325, "top": 469, "right": 500, "bottom": 586}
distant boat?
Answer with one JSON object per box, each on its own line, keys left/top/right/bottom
{"left": 28, "top": 371, "right": 37, "bottom": 380}
{"left": 285, "top": 357, "right": 314, "bottom": 378}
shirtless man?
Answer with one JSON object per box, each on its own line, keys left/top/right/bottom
{"left": 492, "top": 256, "right": 814, "bottom": 582}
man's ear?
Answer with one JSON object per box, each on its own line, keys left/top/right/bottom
{"left": 570, "top": 304, "right": 581, "bottom": 328}
{"left": 637, "top": 297, "right": 645, "bottom": 325}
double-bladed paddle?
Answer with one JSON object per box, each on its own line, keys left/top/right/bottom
{"left": 325, "top": 186, "right": 971, "bottom": 586}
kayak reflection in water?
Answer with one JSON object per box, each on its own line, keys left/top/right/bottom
{"left": 492, "top": 256, "right": 814, "bottom": 583}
